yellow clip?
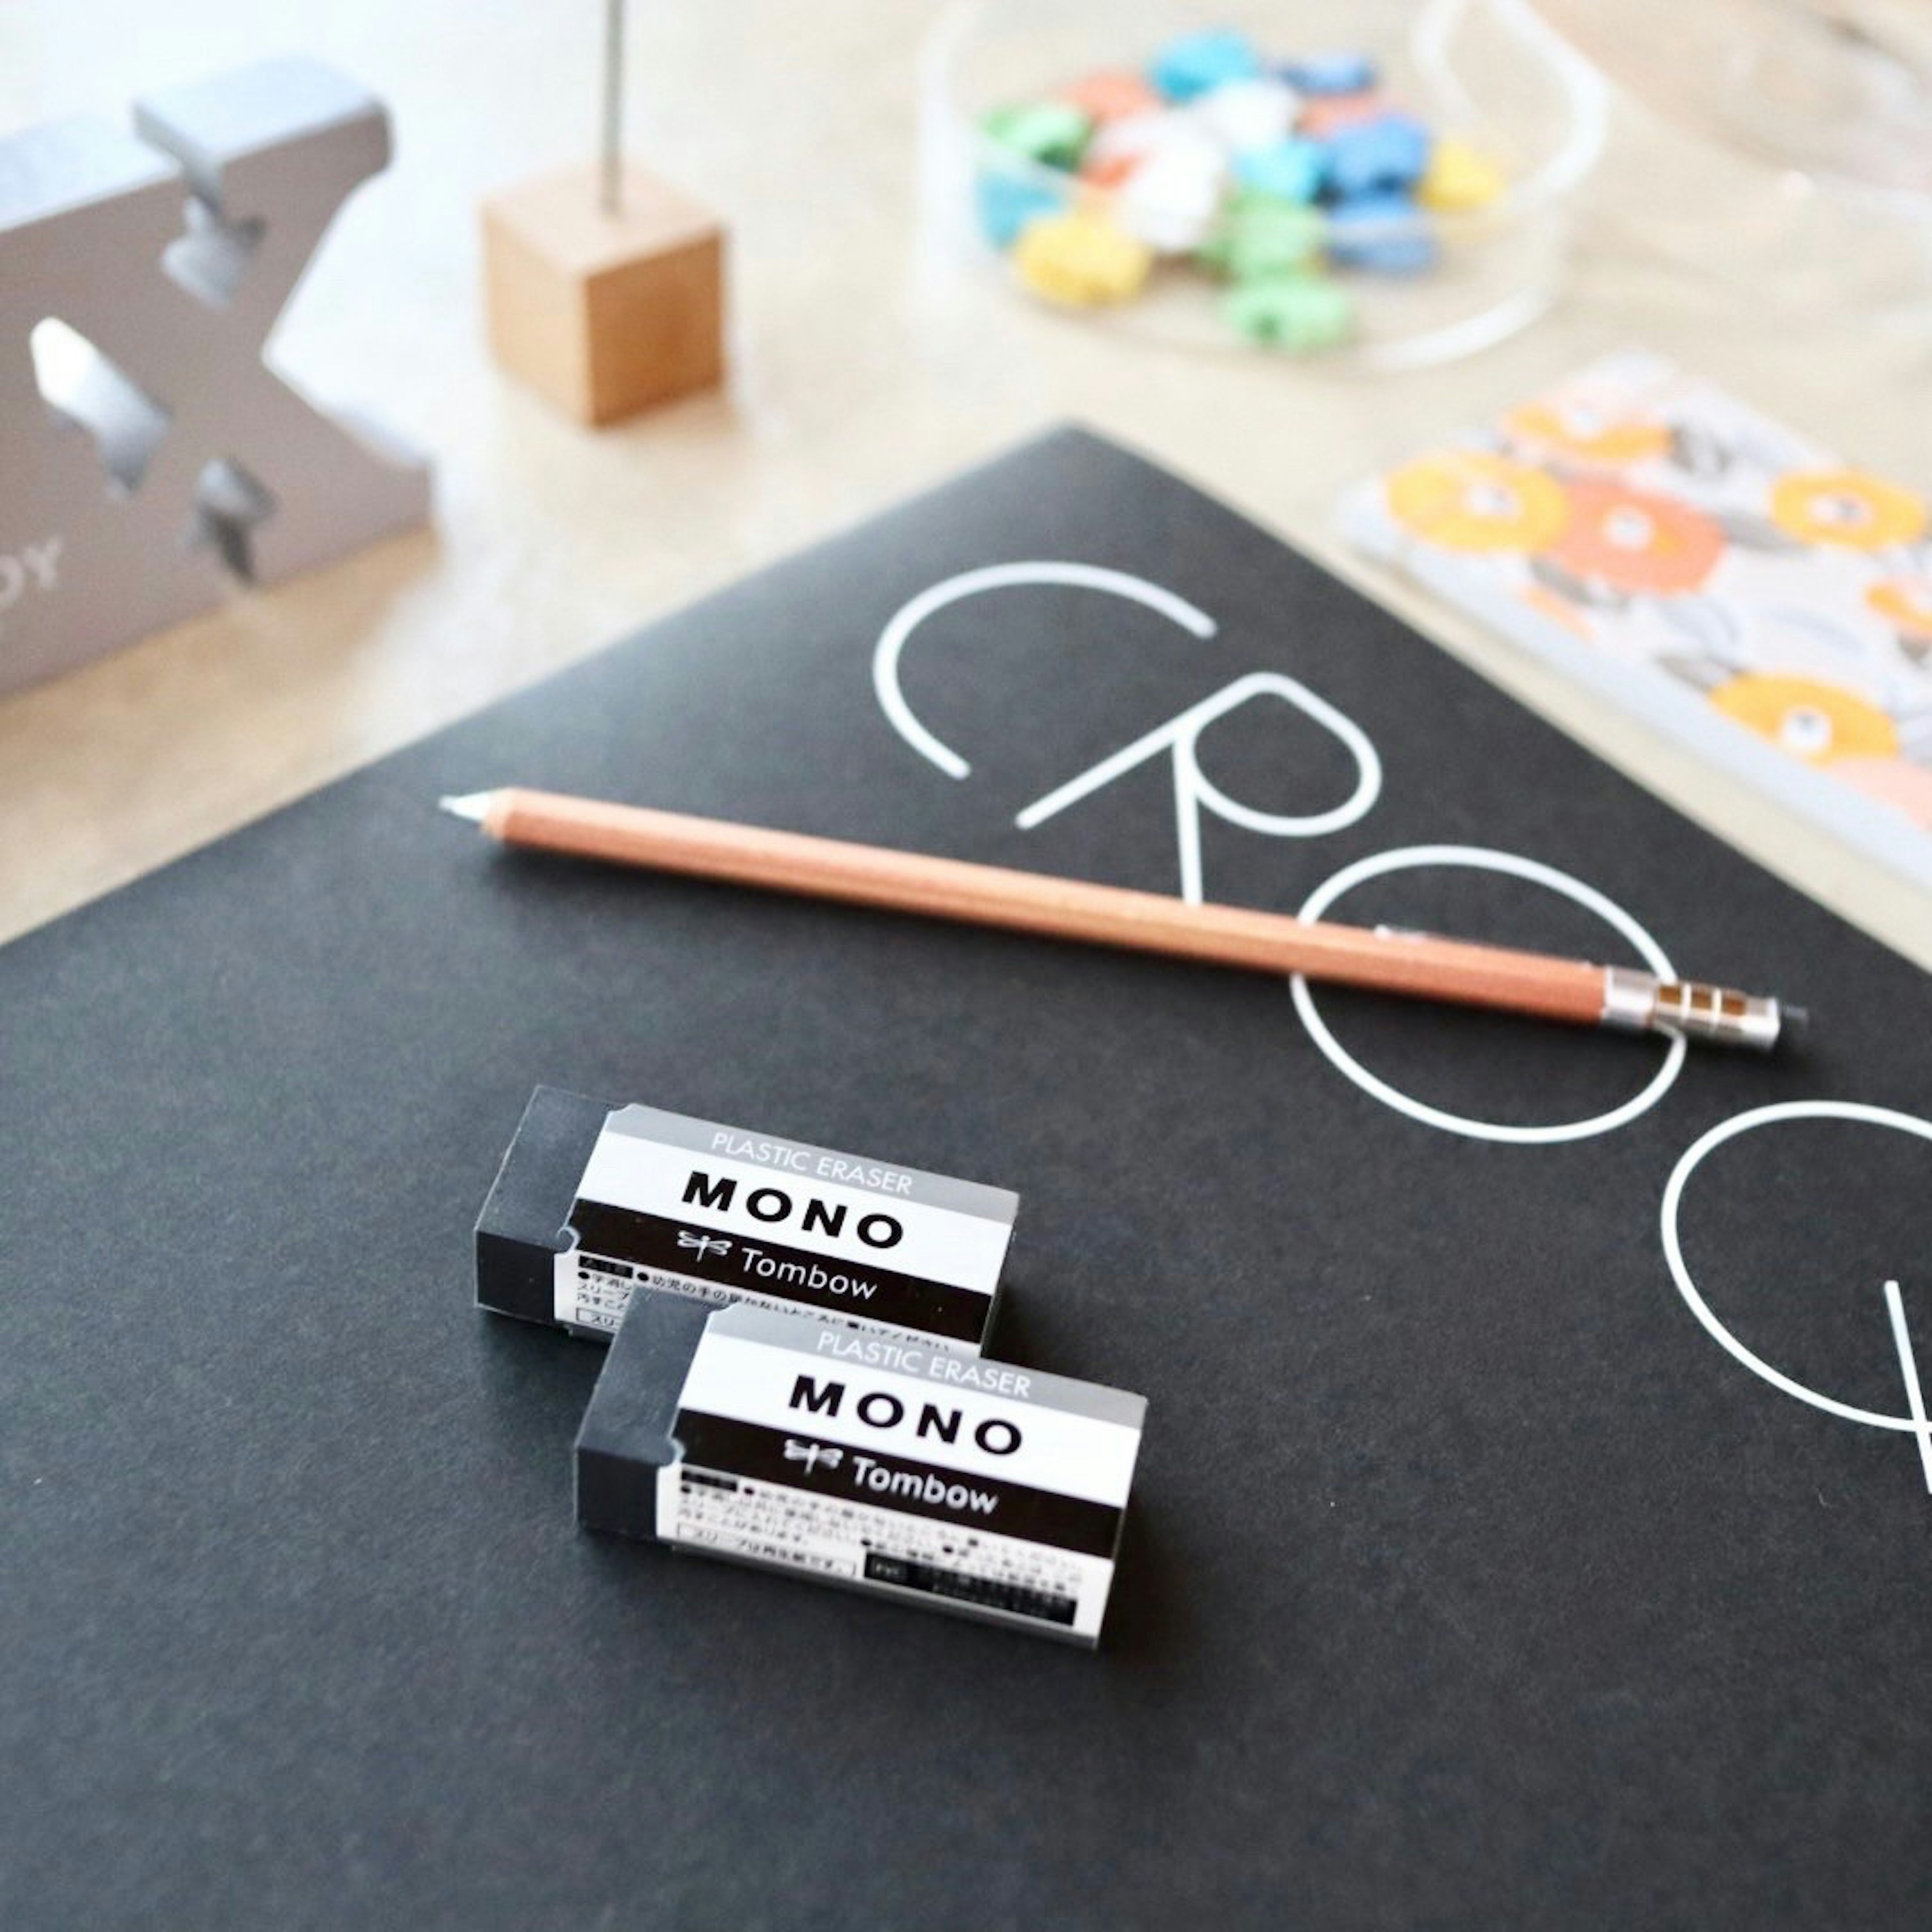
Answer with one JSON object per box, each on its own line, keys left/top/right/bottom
{"left": 1012, "top": 210, "right": 1153, "bottom": 306}
{"left": 1417, "top": 138, "right": 1506, "bottom": 214}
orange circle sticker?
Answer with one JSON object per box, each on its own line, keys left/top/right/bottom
{"left": 1546, "top": 477, "right": 1724, "bottom": 595}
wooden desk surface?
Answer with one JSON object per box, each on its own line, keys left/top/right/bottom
{"left": 3, "top": 0, "right": 1927, "bottom": 961}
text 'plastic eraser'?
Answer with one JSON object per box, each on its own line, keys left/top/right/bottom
{"left": 475, "top": 1089, "right": 1018, "bottom": 1354}
{"left": 576, "top": 1296, "right": 1147, "bottom": 1647}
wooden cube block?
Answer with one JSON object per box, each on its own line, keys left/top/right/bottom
{"left": 482, "top": 163, "right": 725, "bottom": 426}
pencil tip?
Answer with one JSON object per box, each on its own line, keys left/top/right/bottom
{"left": 438, "top": 791, "right": 493, "bottom": 823}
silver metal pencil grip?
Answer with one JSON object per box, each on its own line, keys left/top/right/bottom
{"left": 1601, "top": 966, "right": 1787, "bottom": 1051}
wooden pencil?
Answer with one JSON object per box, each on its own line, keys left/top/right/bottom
{"left": 439, "top": 787, "right": 1793, "bottom": 1050}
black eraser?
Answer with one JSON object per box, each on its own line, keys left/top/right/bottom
{"left": 474, "top": 1086, "right": 612, "bottom": 1327}
{"left": 574, "top": 1287, "right": 725, "bottom": 1542}
{"left": 575, "top": 1294, "right": 1146, "bottom": 1646}
{"left": 474, "top": 1087, "right": 1018, "bottom": 1354}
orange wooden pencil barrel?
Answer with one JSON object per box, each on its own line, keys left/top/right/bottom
{"left": 442, "top": 786, "right": 1790, "bottom": 1049}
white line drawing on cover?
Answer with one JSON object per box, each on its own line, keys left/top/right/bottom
{"left": 1291, "top": 845, "right": 1687, "bottom": 1144}
{"left": 873, "top": 562, "right": 1218, "bottom": 781}
{"left": 1661, "top": 1100, "right": 1932, "bottom": 1485}
{"left": 876, "top": 570, "right": 1676, "bottom": 1142}
{"left": 1017, "top": 671, "right": 1382, "bottom": 904}
{"left": 873, "top": 564, "right": 1381, "bottom": 901}
{"left": 1883, "top": 1281, "right": 1932, "bottom": 1494}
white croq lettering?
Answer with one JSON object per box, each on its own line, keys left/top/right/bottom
{"left": 871, "top": 564, "right": 1380, "bottom": 904}
{"left": 871, "top": 561, "right": 1219, "bottom": 782}
{"left": 1291, "top": 846, "right": 1685, "bottom": 1145}
{"left": 1016, "top": 670, "right": 1382, "bottom": 904}
{"left": 1661, "top": 1102, "right": 1932, "bottom": 1471}
{"left": 875, "top": 568, "right": 1704, "bottom": 1161}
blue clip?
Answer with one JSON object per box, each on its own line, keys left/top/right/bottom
{"left": 1325, "top": 115, "right": 1432, "bottom": 199}
{"left": 1280, "top": 50, "right": 1379, "bottom": 96}
{"left": 1327, "top": 192, "right": 1438, "bottom": 274}
{"left": 1234, "top": 138, "right": 1326, "bottom": 204}
{"left": 975, "top": 171, "right": 1067, "bottom": 250}
{"left": 1149, "top": 29, "right": 1264, "bottom": 102}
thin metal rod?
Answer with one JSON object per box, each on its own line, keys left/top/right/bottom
{"left": 600, "top": 0, "right": 625, "bottom": 215}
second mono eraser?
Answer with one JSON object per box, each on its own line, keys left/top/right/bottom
{"left": 475, "top": 1088, "right": 1018, "bottom": 1354}
{"left": 576, "top": 1293, "right": 1147, "bottom": 1646}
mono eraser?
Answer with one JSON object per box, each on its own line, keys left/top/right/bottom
{"left": 576, "top": 1296, "right": 1147, "bottom": 1646}
{"left": 475, "top": 1089, "right": 1018, "bottom": 1353}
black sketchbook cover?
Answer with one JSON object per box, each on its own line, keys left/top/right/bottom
{"left": 3, "top": 428, "right": 1927, "bottom": 1928}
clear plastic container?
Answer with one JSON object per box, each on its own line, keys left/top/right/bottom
{"left": 1531, "top": 0, "right": 1932, "bottom": 328}
{"left": 919, "top": 0, "right": 1608, "bottom": 369}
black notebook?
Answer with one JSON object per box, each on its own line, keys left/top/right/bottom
{"left": 5, "top": 428, "right": 1928, "bottom": 1929}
